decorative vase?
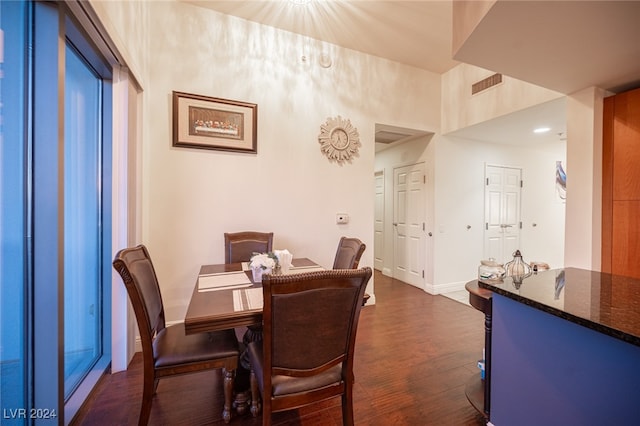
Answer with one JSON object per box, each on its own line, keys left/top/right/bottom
{"left": 504, "top": 250, "right": 532, "bottom": 289}
{"left": 251, "top": 267, "right": 272, "bottom": 283}
{"left": 251, "top": 267, "right": 263, "bottom": 283}
{"left": 504, "top": 250, "right": 531, "bottom": 276}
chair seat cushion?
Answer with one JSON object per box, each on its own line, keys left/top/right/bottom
{"left": 248, "top": 341, "right": 343, "bottom": 397}
{"left": 154, "top": 323, "right": 239, "bottom": 369}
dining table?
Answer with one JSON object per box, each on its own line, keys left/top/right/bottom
{"left": 184, "top": 257, "right": 324, "bottom": 415}
{"left": 184, "top": 257, "right": 322, "bottom": 335}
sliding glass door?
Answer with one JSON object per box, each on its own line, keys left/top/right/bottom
{"left": 0, "top": 1, "right": 112, "bottom": 423}
{"left": 0, "top": 0, "right": 28, "bottom": 415}
{"left": 63, "top": 40, "right": 104, "bottom": 400}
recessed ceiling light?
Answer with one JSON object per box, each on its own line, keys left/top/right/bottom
{"left": 289, "top": 0, "right": 312, "bottom": 4}
{"left": 534, "top": 127, "right": 551, "bottom": 134}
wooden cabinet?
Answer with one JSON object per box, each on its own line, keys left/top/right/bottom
{"left": 602, "top": 87, "right": 640, "bottom": 278}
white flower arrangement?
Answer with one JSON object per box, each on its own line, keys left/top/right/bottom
{"left": 249, "top": 252, "right": 278, "bottom": 270}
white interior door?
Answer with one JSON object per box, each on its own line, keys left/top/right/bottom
{"left": 374, "top": 170, "right": 385, "bottom": 271}
{"left": 485, "top": 165, "right": 522, "bottom": 264}
{"left": 393, "top": 163, "right": 425, "bottom": 288}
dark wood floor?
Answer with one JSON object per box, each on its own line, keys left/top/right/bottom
{"left": 72, "top": 271, "right": 487, "bottom": 425}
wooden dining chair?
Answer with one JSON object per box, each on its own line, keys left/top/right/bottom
{"left": 332, "top": 236, "right": 366, "bottom": 269}
{"left": 224, "top": 231, "right": 274, "bottom": 263}
{"left": 247, "top": 267, "right": 372, "bottom": 426}
{"left": 113, "top": 244, "right": 240, "bottom": 425}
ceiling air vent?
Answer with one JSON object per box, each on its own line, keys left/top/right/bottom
{"left": 472, "top": 73, "right": 503, "bottom": 95}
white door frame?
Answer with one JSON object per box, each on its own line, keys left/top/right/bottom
{"left": 484, "top": 164, "right": 523, "bottom": 264}
{"left": 393, "top": 162, "right": 426, "bottom": 289}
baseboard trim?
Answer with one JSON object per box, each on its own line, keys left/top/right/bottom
{"left": 426, "top": 280, "right": 468, "bottom": 295}
{"left": 364, "top": 293, "right": 376, "bottom": 305}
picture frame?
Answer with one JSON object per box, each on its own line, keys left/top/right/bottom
{"left": 172, "top": 91, "right": 257, "bottom": 153}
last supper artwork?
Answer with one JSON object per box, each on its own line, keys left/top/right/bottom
{"left": 189, "top": 106, "right": 243, "bottom": 140}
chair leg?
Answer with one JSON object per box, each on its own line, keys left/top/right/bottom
{"left": 261, "top": 389, "right": 272, "bottom": 426}
{"left": 342, "top": 388, "right": 354, "bottom": 426}
{"left": 262, "top": 401, "right": 271, "bottom": 426}
{"left": 249, "top": 369, "right": 261, "bottom": 417}
{"left": 139, "top": 374, "right": 155, "bottom": 426}
{"left": 222, "top": 367, "right": 234, "bottom": 424}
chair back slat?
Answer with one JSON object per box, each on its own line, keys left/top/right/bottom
{"left": 224, "top": 231, "right": 273, "bottom": 263}
{"left": 262, "top": 268, "right": 372, "bottom": 378}
{"left": 332, "top": 237, "right": 366, "bottom": 269}
{"left": 272, "top": 286, "right": 357, "bottom": 372}
{"left": 113, "top": 245, "right": 165, "bottom": 343}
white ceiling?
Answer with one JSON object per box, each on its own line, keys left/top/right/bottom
{"left": 455, "top": 0, "right": 640, "bottom": 95}
{"left": 449, "top": 97, "right": 567, "bottom": 146}
{"left": 184, "top": 0, "right": 640, "bottom": 148}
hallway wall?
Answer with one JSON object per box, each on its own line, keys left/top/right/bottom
{"left": 375, "top": 134, "right": 566, "bottom": 293}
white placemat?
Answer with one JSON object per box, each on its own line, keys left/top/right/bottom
{"left": 198, "top": 271, "right": 252, "bottom": 292}
{"left": 230, "top": 266, "right": 328, "bottom": 309}
{"left": 233, "top": 287, "right": 263, "bottom": 311}
{"left": 284, "top": 265, "right": 325, "bottom": 275}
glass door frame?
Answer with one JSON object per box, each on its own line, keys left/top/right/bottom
{"left": 31, "top": 2, "right": 112, "bottom": 423}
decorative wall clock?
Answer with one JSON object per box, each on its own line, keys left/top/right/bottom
{"left": 318, "top": 115, "right": 361, "bottom": 165}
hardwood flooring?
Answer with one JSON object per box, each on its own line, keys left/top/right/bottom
{"left": 72, "top": 271, "right": 487, "bottom": 425}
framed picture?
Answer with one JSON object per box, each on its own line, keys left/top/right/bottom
{"left": 172, "top": 91, "right": 257, "bottom": 153}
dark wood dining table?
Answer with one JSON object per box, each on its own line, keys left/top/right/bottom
{"left": 183, "top": 257, "right": 322, "bottom": 416}
{"left": 184, "top": 257, "right": 320, "bottom": 335}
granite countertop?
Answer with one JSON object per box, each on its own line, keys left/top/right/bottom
{"left": 477, "top": 267, "right": 640, "bottom": 347}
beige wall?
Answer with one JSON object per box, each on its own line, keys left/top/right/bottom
{"left": 90, "top": 0, "right": 148, "bottom": 88}
{"left": 564, "top": 86, "right": 608, "bottom": 270}
{"left": 441, "top": 63, "right": 564, "bottom": 134}
{"left": 140, "top": 2, "right": 441, "bottom": 320}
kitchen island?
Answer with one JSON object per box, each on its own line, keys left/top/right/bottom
{"left": 477, "top": 267, "right": 640, "bottom": 426}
